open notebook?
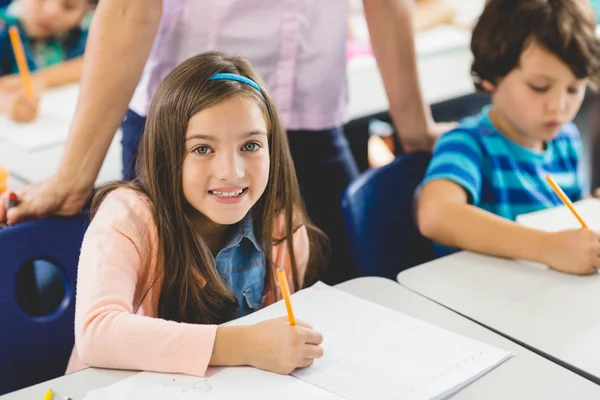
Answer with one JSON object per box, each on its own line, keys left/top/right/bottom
{"left": 0, "top": 84, "right": 79, "bottom": 151}
{"left": 83, "top": 282, "right": 512, "bottom": 400}
{"left": 516, "top": 198, "right": 600, "bottom": 270}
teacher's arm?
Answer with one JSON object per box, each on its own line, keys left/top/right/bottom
{"left": 363, "top": 0, "right": 455, "bottom": 153}
{"left": 0, "top": 0, "right": 162, "bottom": 224}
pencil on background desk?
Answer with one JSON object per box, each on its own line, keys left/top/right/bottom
{"left": 43, "top": 388, "right": 53, "bottom": 400}
{"left": 8, "top": 26, "right": 36, "bottom": 100}
{"left": 545, "top": 174, "right": 588, "bottom": 228}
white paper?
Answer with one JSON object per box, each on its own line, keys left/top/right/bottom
{"left": 516, "top": 198, "right": 600, "bottom": 232}
{"left": 83, "top": 367, "right": 344, "bottom": 400}
{"left": 0, "top": 84, "right": 78, "bottom": 151}
{"left": 230, "top": 282, "right": 512, "bottom": 400}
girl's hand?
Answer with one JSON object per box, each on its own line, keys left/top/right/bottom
{"left": 246, "top": 317, "right": 324, "bottom": 375}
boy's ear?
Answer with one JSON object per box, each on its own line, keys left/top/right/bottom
{"left": 481, "top": 80, "right": 496, "bottom": 93}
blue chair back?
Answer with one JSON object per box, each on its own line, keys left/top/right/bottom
{"left": 0, "top": 214, "right": 89, "bottom": 395}
{"left": 341, "top": 152, "right": 434, "bottom": 279}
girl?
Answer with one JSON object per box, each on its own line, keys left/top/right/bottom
{"left": 66, "top": 51, "right": 328, "bottom": 376}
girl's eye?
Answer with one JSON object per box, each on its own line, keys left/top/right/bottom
{"left": 194, "top": 146, "right": 213, "bottom": 155}
{"left": 242, "top": 142, "right": 261, "bottom": 152}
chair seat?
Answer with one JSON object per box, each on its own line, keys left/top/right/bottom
{"left": 342, "top": 152, "right": 434, "bottom": 279}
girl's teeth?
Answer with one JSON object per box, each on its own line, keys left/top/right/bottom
{"left": 211, "top": 189, "right": 244, "bottom": 197}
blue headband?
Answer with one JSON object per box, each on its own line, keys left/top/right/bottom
{"left": 208, "top": 73, "right": 262, "bottom": 93}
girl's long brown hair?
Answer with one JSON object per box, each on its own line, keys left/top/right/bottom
{"left": 92, "top": 51, "right": 327, "bottom": 325}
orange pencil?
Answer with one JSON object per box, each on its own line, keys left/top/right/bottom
{"left": 8, "top": 26, "right": 36, "bottom": 100}
{"left": 275, "top": 241, "right": 296, "bottom": 326}
{"left": 545, "top": 174, "right": 588, "bottom": 228}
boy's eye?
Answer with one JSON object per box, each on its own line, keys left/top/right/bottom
{"left": 529, "top": 85, "right": 549, "bottom": 93}
{"left": 567, "top": 87, "right": 581, "bottom": 95}
{"left": 242, "top": 142, "right": 261, "bottom": 152}
{"left": 194, "top": 146, "right": 213, "bottom": 155}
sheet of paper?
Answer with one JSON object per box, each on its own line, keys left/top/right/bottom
{"left": 230, "top": 282, "right": 512, "bottom": 400}
{"left": 516, "top": 198, "right": 600, "bottom": 232}
{"left": 0, "top": 84, "right": 78, "bottom": 151}
{"left": 83, "top": 367, "right": 344, "bottom": 400}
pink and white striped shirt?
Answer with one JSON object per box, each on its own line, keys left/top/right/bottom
{"left": 129, "top": 0, "right": 350, "bottom": 130}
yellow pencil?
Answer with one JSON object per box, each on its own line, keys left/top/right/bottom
{"left": 275, "top": 241, "right": 296, "bottom": 326}
{"left": 43, "top": 388, "right": 53, "bottom": 400}
{"left": 8, "top": 26, "right": 36, "bottom": 100}
{"left": 545, "top": 174, "right": 588, "bottom": 228}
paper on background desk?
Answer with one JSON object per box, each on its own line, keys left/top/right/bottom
{"left": 83, "top": 282, "right": 512, "bottom": 400}
{"left": 0, "top": 84, "right": 78, "bottom": 151}
{"left": 515, "top": 198, "right": 600, "bottom": 270}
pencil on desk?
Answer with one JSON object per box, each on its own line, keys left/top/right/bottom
{"left": 8, "top": 26, "right": 36, "bottom": 100}
{"left": 545, "top": 174, "right": 588, "bottom": 228}
{"left": 276, "top": 241, "right": 296, "bottom": 326}
{"left": 43, "top": 388, "right": 53, "bottom": 400}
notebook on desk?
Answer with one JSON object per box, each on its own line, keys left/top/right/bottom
{"left": 83, "top": 282, "right": 512, "bottom": 400}
{"left": 0, "top": 84, "right": 79, "bottom": 151}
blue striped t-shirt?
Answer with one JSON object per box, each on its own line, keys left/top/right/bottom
{"left": 422, "top": 106, "right": 583, "bottom": 255}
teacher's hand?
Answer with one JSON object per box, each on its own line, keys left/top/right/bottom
{"left": 0, "top": 175, "right": 91, "bottom": 225}
{"left": 401, "top": 121, "right": 457, "bottom": 153}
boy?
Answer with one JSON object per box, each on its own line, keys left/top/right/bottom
{"left": 0, "top": 0, "right": 96, "bottom": 121}
{"left": 417, "top": 0, "right": 600, "bottom": 275}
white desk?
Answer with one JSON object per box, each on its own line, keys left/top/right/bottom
{"left": 397, "top": 251, "right": 600, "bottom": 383}
{"left": 0, "top": 131, "right": 122, "bottom": 186}
{"left": 0, "top": 85, "right": 123, "bottom": 185}
{"left": 4, "top": 277, "right": 600, "bottom": 399}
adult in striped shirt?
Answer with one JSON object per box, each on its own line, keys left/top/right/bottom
{"left": 417, "top": 0, "right": 600, "bottom": 275}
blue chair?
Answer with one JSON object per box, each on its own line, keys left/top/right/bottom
{"left": 0, "top": 213, "right": 89, "bottom": 395}
{"left": 341, "top": 152, "right": 434, "bottom": 279}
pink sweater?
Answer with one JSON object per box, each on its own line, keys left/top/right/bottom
{"left": 66, "top": 188, "right": 309, "bottom": 376}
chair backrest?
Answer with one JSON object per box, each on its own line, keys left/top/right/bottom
{"left": 0, "top": 214, "right": 89, "bottom": 395}
{"left": 341, "top": 152, "right": 434, "bottom": 279}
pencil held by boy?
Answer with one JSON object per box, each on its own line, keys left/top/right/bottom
{"left": 0, "top": 0, "right": 96, "bottom": 122}
{"left": 417, "top": 0, "right": 600, "bottom": 275}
